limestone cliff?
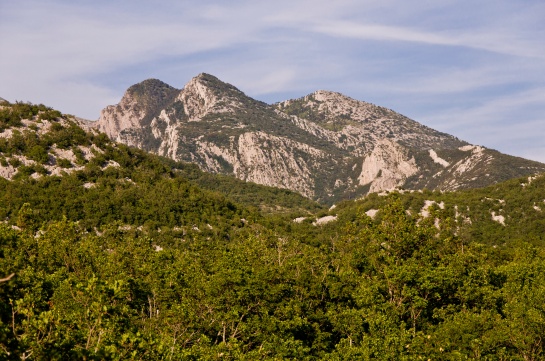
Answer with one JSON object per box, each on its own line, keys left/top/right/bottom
{"left": 97, "top": 79, "right": 179, "bottom": 144}
{"left": 358, "top": 139, "right": 418, "bottom": 193}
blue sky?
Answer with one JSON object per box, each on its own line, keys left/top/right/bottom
{"left": 1, "top": 0, "right": 544, "bottom": 162}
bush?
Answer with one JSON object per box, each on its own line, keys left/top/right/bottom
{"left": 39, "top": 109, "right": 62, "bottom": 121}
{"left": 34, "top": 164, "right": 48, "bottom": 175}
{"left": 72, "top": 147, "right": 87, "bottom": 165}
{"left": 15, "top": 165, "right": 36, "bottom": 177}
{"left": 56, "top": 158, "right": 72, "bottom": 168}
{"left": 8, "top": 157, "right": 22, "bottom": 168}
{"left": 27, "top": 145, "right": 49, "bottom": 164}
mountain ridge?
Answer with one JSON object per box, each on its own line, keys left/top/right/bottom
{"left": 94, "top": 73, "right": 545, "bottom": 203}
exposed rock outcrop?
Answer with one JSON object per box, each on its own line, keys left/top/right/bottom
{"left": 97, "top": 79, "right": 179, "bottom": 144}
{"left": 358, "top": 139, "right": 418, "bottom": 193}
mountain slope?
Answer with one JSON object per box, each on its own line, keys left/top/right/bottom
{"left": 95, "top": 74, "right": 545, "bottom": 203}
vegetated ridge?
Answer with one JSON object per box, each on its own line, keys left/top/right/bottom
{"left": 95, "top": 73, "right": 545, "bottom": 203}
{"left": 0, "top": 101, "right": 322, "bottom": 216}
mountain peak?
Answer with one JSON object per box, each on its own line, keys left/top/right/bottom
{"left": 124, "top": 78, "right": 179, "bottom": 108}
{"left": 128, "top": 78, "right": 174, "bottom": 90}
{"left": 185, "top": 73, "right": 244, "bottom": 97}
{"left": 193, "top": 72, "right": 222, "bottom": 83}
{"left": 310, "top": 89, "right": 377, "bottom": 108}
{"left": 312, "top": 89, "right": 347, "bottom": 99}
{"left": 179, "top": 73, "right": 256, "bottom": 121}
{"left": 276, "top": 89, "right": 389, "bottom": 126}
{"left": 96, "top": 78, "right": 179, "bottom": 139}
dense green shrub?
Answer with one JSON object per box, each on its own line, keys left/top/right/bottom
{"left": 56, "top": 157, "right": 72, "bottom": 168}
{"left": 27, "top": 145, "right": 49, "bottom": 164}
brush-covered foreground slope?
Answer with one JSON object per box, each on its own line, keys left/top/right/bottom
{"left": 96, "top": 73, "right": 545, "bottom": 203}
{"left": 2, "top": 101, "right": 545, "bottom": 359}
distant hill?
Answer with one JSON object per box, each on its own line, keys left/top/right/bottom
{"left": 328, "top": 172, "right": 545, "bottom": 247}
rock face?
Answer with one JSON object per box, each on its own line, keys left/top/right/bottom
{"left": 358, "top": 139, "right": 418, "bottom": 193}
{"left": 97, "top": 79, "right": 179, "bottom": 147}
{"left": 94, "top": 73, "right": 545, "bottom": 203}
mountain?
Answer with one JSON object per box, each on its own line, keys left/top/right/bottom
{"left": 95, "top": 74, "right": 545, "bottom": 203}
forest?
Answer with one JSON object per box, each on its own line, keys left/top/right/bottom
{"left": 1, "top": 102, "right": 545, "bottom": 360}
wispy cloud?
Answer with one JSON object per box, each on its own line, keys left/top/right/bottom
{"left": 415, "top": 87, "right": 545, "bottom": 161}
{"left": 309, "top": 21, "right": 545, "bottom": 59}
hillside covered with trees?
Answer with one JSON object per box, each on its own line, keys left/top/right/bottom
{"left": 1, "top": 101, "right": 545, "bottom": 360}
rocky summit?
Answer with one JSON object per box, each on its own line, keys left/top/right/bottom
{"left": 94, "top": 73, "right": 545, "bottom": 203}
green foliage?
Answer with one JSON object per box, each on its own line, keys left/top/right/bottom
{"left": 1, "top": 101, "right": 545, "bottom": 358}
{"left": 56, "top": 157, "right": 72, "bottom": 168}
{"left": 38, "top": 109, "right": 62, "bottom": 121}
{"left": 165, "top": 158, "right": 325, "bottom": 214}
{"left": 44, "top": 121, "right": 89, "bottom": 149}
{"left": 0, "top": 101, "right": 61, "bottom": 131}
{"left": 27, "top": 144, "right": 49, "bottom": 164}
{"left": 1, "top": 197, "right": 545, "bottom": 359}
{"left": 72, "top": 146, "right": 87, "bottom": 165}
{"left": 13, "top": 165, "right": 36, "bottom": 179}
{"left": 8, "top": 157, "right": 22, "bottom": 168}
{"left": 333, "top": 173, "right": 545, "bottom": 248}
